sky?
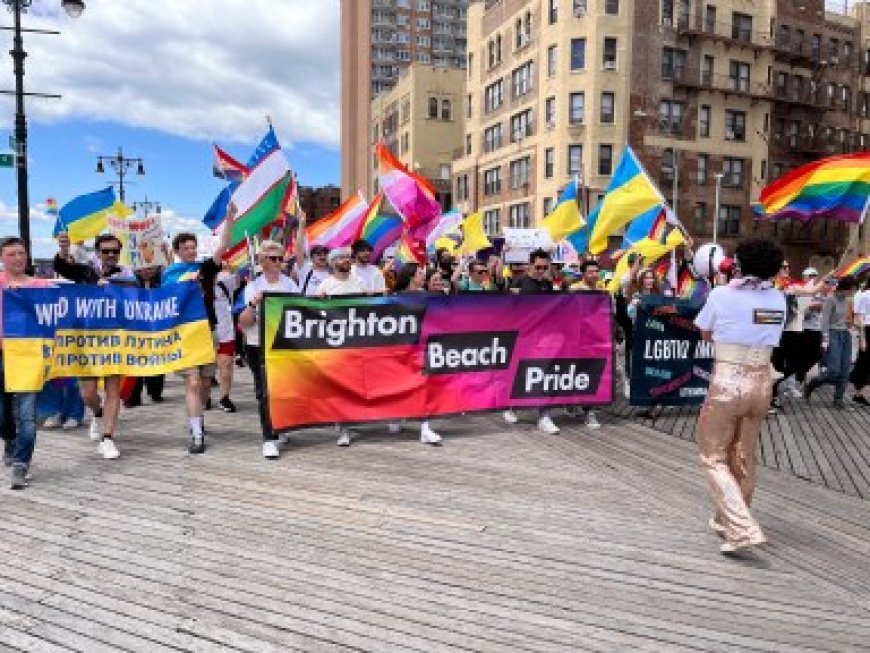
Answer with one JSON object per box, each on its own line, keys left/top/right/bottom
{"left": 0, "top": 0, "right": 340, "bottom": 258}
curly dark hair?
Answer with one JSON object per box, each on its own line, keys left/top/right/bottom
{"left": 836, "top": 275, "right": 857, "bottom": 292}
{"left": 733, "top": 238, "right": 783, "bottom": 280}
{"left": 392, "top": 262, "right": 420, "bottom": 293}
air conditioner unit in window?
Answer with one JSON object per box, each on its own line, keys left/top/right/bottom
{"left": 725, "top": 129, "right": 736, "bottom": 140}
{"left": 662, "top": 17, "right": 673, "bottom": 27}
{"left": 603, "top": 61, "right": 617, "bottom": 70}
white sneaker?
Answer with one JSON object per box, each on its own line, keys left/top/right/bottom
{"left": 62, "top": 418, "right": 80, "bottom": 430}
{"left": 336, "top": 428, "right": 351, "bottom": 447}
{"left": 388, "top": 423, "right": 402, "bottom": 434}
{"left": 97, "top": 438, "right": 120, "bottom": 459}
{"left": 420, "top": 424, "right": 442, "bottom": 445}
{"left": 43, "top": 414, "right": 62, "bottom": 429}
{"left": 262, "top": 441, "right": 280, "bottom": 459}
{"left": 89, "top": 417, "right": 103, "bottom": 441}
{"left": 503, "top": 409, "right": 519, "bottom": 424}
{"left": 585, "top": 411, "right": 601, "bottom": 429}
{"left": 537, "top": 415, "right": 560, "bottom": 434}
{"left": 623, "top": 379, "right": 631, "bottom": 399}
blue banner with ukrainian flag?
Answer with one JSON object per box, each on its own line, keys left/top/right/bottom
{"left": 2, "top": 284, "right": 215, "bottom": 392}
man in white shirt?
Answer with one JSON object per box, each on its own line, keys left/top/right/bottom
{"left": 238, "top": 241, "right": 299, "bottom": 459}
{"left": 351, "top": 239, "right": 386, "bottom": 294}
{"left": 294, "top": 212, "right": 331, "bottom": 296}
{"left": 694, "top": 239, "right": 786, "bottom": 555}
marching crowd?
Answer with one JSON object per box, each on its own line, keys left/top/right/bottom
{"left": 1, "top": 209, "right": 868, "bottom": 554}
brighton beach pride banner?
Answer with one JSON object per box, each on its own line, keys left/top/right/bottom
{"left": 263, "top": 293, "right": 614, "bottom": 431}
{"left": 2, "top": 283, "right": 215, "bottom": 392}
{"left": 629, "top": 296, "right": 714, "bottom": 406}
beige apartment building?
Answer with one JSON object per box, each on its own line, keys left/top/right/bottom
{"left": 370, "top": 65, "right": 466, "bottom": 207}
{"left": 341, "top": 0, "right": 469, "bottom": 201}
{"left": 454, "top": 0, "right": 870, "bottom": 269}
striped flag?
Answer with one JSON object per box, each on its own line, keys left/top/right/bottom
{"left": 305, "top": 191, "right": 369, "bottom": 251}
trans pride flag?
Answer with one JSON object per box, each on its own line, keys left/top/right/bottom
{"left": 758, "top": 152, "right": 870, "bottom": 223}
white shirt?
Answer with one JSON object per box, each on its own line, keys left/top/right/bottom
{"left": 352, "top": 263, "right": 386, "bottom": 294}
{"left": 297, "top": 261, "right": 331, "bottom": 297}
{"left": 318, "top": 274, "right": 364, "bottom": 297}
{"left": 243, "top": 274, "right": 299, "bottom": 346}
{"left": 213, "top": 272, "right": 238, "bottom": 343}
{"left": 854, "top": 289, "right": 870, "bottom": 318}
{"left": 695, "top": 284, "right": 787, "bottom": 347}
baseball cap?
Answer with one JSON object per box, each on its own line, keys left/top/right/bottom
{"left": 327, "top": 246, "right": 352, "bottom": 264}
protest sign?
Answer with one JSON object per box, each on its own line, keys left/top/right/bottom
{"left": 629, "top": 296, "right": 714, "bottom": 406}
{"left": 503, "top": 228, "right": 555, "bottom": 263}
{"left": 109, "top": 215, "right": 169, "bottom": 270}
{"left": 263, "top": 293, "right": 614, "bottom": 431}
{"left": 2, "top": 283, "right": 215, "bottom": 391}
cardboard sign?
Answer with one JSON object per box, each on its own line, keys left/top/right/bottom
{"left": 109, "top": 215, "right": 169, "bottom": 270}
{"left": 503, "top": 228, "right": 555, "bottom": 263}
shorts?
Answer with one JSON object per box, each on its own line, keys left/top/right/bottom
{"left": 217, "top": 341, "right": 235, "bottom": 357}
{"left": 175, "top": 330, "right": 218, "bottom": 378}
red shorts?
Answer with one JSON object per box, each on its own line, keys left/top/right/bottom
{"left": 217, "top": 341, "right": 235, "bottom": 356}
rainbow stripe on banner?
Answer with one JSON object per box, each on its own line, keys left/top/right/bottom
{"left": 2, "top": 284, "right": 215, "bottom": 392}
{"left": 262, "top": 293, "right": 614, "bottom": 431}
{"left": 834, "top": 255, "right": 870, "bottom": 279}
{"left": 758, "top": 152, "right": 870, "bottom": 223}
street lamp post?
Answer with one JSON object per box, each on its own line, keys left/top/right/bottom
{"left": 2, "top": 0, "right": 85, "bottom": 267}
{"left": 96, "top": 147, "right": 145, "bottom": 203}
{"left": 131, "top": 197, "right": 161, "bottom": 216}
{"left": 713, "top": 173, "right": 724, "bottom": 244}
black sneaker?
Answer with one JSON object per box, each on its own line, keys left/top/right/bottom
{"left": 123, "top": 396, "right": 142, "bottom": 409}
{"left": 768, "top": 397, "right": 782, "bottom": 415}
{"left": 219, "top": 396, "right": 236, "bottom": 413}
{"left": 853, "top": 395, "right": 870, "bottom": 407}
{"left": 188, "top": 433, "right": 206, "bottom": 454}
{"left": 150, "top": 395, "right": 164, "bottom": 403}
{"left": 10, "top": 463, "right": 26, "bottom": 490}
{"left": 833, "top": 398, "right": 846, "bottom": 410}
{"left": 235, "top": 356, "right": 246, "bottom": 368}
{"left": 204, "top": 397, "right": 212, "bottom": 411}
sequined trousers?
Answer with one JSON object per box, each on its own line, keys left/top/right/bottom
{"left": 697, "top": 360, "right": 770, "bottom": 546}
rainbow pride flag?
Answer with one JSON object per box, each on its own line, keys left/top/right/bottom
{"left": 354, "top": 193, "right": 403, "bottom": 261}
{"left": 758, "top": 152, "right": 870, "bottom": 223}
{"left": 834, "top": 255, "right": 870, "bottom": 279}
{"left": 396, "top": 234, "right": 427, "bottom": 265}
{"left": 305, "top": 191, "right": 368, "bottom": 251}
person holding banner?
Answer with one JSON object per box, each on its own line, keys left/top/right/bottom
{"left": 351, "top": 240, "right": 386, "bottom": 295}
{"left": 294, "top": 213, "right": 331, "bottom": 296}
{"left": 124, "top": 265, "right": 166, "bottom": 408}
{"left": 54, "top": 232, "right": 134, "bottom": 459}
{"left": 161, "top": 204, "right": 236, "bottom": 454}
{"left": 694, "top": 239, "right": 786, "bottom": 554}
{"left": 503, "top": 249, "right": 562, "bottom": 435}
{"left": 238, "top": 241, "right": 299, "bottom": 459}
{"left": 1, "top": 237, "right": 54, "bottom": 488}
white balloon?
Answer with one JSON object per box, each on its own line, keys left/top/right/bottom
{"left": 693, "top": 243, "right": 726, "bottom": 278}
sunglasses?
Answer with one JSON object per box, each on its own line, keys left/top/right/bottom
{"left": 471, "top": 269, "right": 486, "bottom": 275}
{"left": 533, "top": 265, "right": 549, "bottom": 271}
{"left": 264, "top": 255, "right": 283, "bottom": 263}
{"left": 99, "top": 248, "right": 120, "bottom": 255}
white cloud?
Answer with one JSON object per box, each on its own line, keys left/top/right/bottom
{"left": 0, "top": 0, "right": 340, "bottom": 148}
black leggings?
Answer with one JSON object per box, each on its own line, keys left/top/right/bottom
{"left": 850, "top": 326, "right": 870, "bottom": 391}
{"left": 245, "top": 345, "right": 274, "bottom": 442}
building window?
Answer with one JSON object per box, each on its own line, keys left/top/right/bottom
{"left": 697, "top": 153, "right": 708, "bottom": 185}
{"left": 441, "top": 99, "right": 451, "bottom": 120}
{"left": 659, "top": 99, "right": 684, "bottom": 135}
{"left": 661, "top": 148, "right": 675, "bottom": 184}
{"left": 704, "top": 5, "right": 716, "bottom": 33}
{"left": 718, "top": 205, "right": 740, "bottom": 236}
{"left": 483, "top": 167, "right": 501, "bottom": 196}
{"left": 722, "top": 158, "right": 744, "bottom": 187}
{"left": 548, "top": 0, "right": 557, "bottom": 24}
{"left": 694, "top": 202, "right": 706, "bottom": 234}
{"left": 428, "top": 97, "right": 439, "bottom": 118}
{"left": 729, "top": 60, "right": 750, "bottom": 92}
{"left": 604, "top": 0, "right": 618, "bottom": 15}
{"left": 662, "top": 0, "right": 674, "bottom": 25}
{"left": 569, "top": 92, "right": 585, "bottom": 124}
{"left": 483, "top": 209, "right": 501, "bottom": 236}
{"left": 508, "top": 202, "right": 531, "bottom": 228}
{"left": 598, "top": 144, "right": 613, "bottom": 176}
{"left": 603, "top": 37, "right": 617, "bottom": 68}
{"left": 724, "top": 110, "right": 746, "bottom": 141}
{"left": 543, "top": 197, "right": 553, "bottom": 216}
{"left": 545, "top": 96, "right": 556, "bottom": 126}
{"left": 570, "top": 38, "right": 586, "bottom": 71}
{"left": 483, "top": 123, "right": 503, "bottom": 153}
{"left": 568, "top": 144, "right": 583, "bottom": 176}
{"left": 545, "top": 147, "right": 554, "bottom": 178}
{"left": 509, "top": 156, "right": 531, "bottom": 189}
{"left": 547, "top": 45, "right": 557, "bottom": 77}
{"left": 466, "top": 94, "right": 472, "bottom": 119}
{"left": 600, "top": 92, "right": 615, "bottom": 123}
{"left": 511, "top": 61, "right": 534, "bottom": 98}
{"left": 662, "top": 47, "right": 687, "bottom": 80}
{"left": 510, "top": 109, "right": 533, "bottom": 142}
{"left": 732, "top": 12, "right": 752, "bottom": 43}
{"left": 484, "top": 79, "right": 504, "bottom": 113}
{"left": 465, "top": 134, "right": 471, "bottom": 155}
{"left": 699, "top": 105, "right": 711, "bottom": 137}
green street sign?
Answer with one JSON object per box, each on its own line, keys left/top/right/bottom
{"left": 0, "top": 153, "right": 15, "bottom": 168}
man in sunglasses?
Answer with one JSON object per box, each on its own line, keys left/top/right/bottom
{"left": 54, "top": 232, "right": 135, "bottom": 459}
{"left": 294, "top": 212, "right": 331, "bottom": 296}
{"left": 502, "top": 249, "right": 562, "bottom": 435}
{"left": 456, "top": 256, "right": 495, "bottom": 292}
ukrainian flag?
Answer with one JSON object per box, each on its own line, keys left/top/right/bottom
{"left": 56, "top": 187, "right": 130, "bottom": 241}
{"left": 607, "top": 207, "right": 685, "bottom": 294}
{"left": 542, "top": 178, "right": 585, "bottom": 244}
{"left": 569, "top": 147, "right": 665, "bottom": 255}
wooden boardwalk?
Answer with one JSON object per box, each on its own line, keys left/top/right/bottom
{"left": 2, "top": 374, "right": 869, "bottom": 651}
{"left": 611, "top": 388, "right": 870, "bottom": 500}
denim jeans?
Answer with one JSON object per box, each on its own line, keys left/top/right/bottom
{"left": 0, "top": 352, "right": 38, "bottom": 466}
{"left": 38, "top": 379, "right": 85, "bottom": 423}
{"left": 812, "top": 329, "right": 852, "bottom": 400}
